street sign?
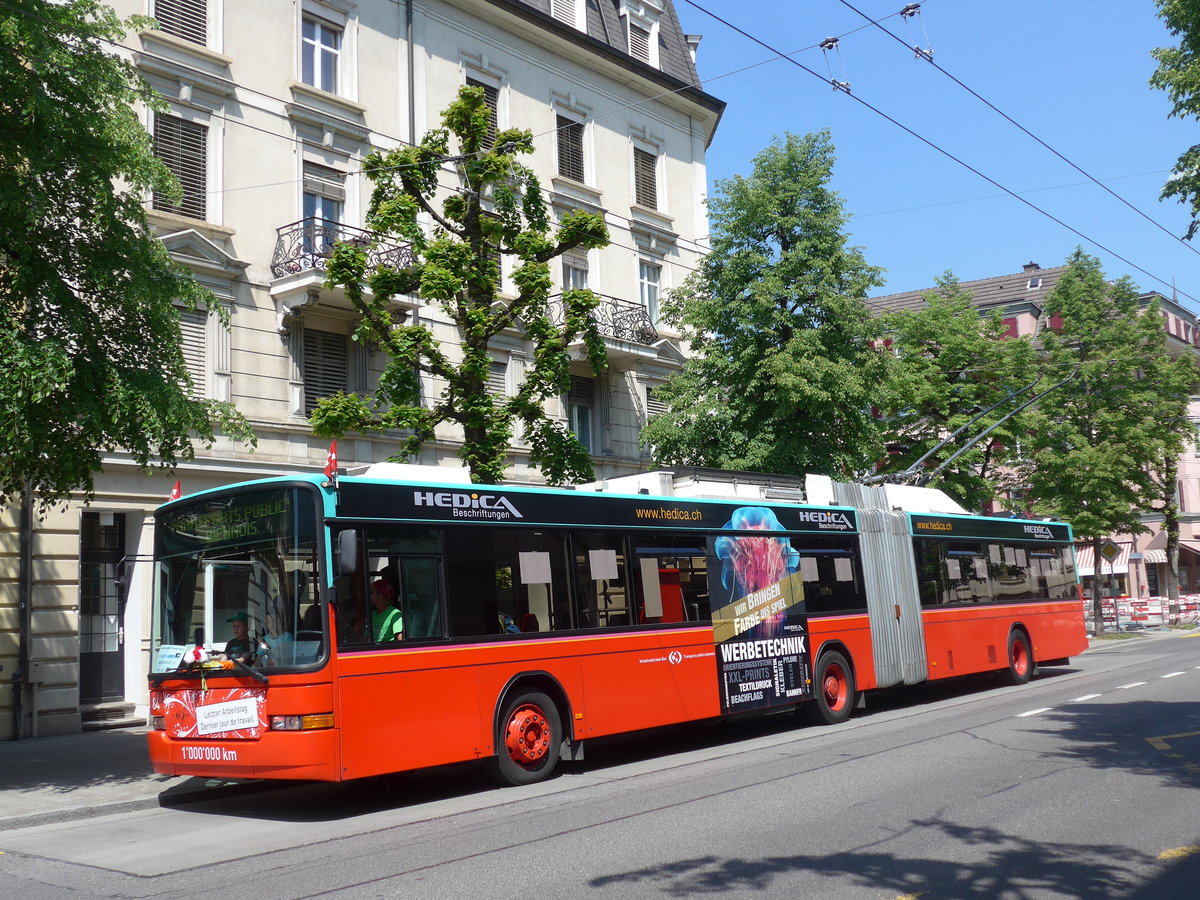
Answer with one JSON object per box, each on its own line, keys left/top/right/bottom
{"left": 1100, "top": 539, "right": 1121, "bottom": 563}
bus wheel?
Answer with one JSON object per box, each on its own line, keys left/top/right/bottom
{"left": 486, "top": 691, "right": 562, "bottom": 786}
{"left": 804, "top": 650, "right": 856, "bottom": 725}
{"left": 1004, "top": 631, "right": 1034, "bottom": 686}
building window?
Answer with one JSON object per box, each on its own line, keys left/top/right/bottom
{"left": 487, "top": 359, "right": 508, "bottom": 398}
{"left": 302, "top": 15, "right": 341, "bottom": 94}
{"left": 303, "top": 162, "right": 345, "bottom": 222}
{"left": 639, "top": 260, "right": 661, "bottom": 324}
{"left": 557, "top": 115, "right": 585, "bottom": 182}
{"left": 562, "top": 251, "right": 588, "bottom": 291}
{"left": 154, "top": 0, "right": 207, "bottom": 45}
{"left": 303, "top": 328, "right": 349, "bottom": 415}
{"left": 466, "top": 77, "right": 499, "bottom": 149}
{"left": 152, "top": 114, "right": 207, "bottom": 220}
{"left": 628, "top": 21, "right": 651, "bottom": 63}
{"left": 568, "top": 375, "right": 594, "bottom": 451}
{"left": 633, "top": 147, "right": 658, "bottom": 209}
{"left": 179, "top": 309, "right": 207, "bottom": 397}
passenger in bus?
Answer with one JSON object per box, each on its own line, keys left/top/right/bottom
{"left": 369, "top": 579, "right": 403, "bottom": 642}
{"left": 223, "top": 612, "right": 255, "bottom": 663}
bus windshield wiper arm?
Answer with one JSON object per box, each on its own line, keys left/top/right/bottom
{"left": 228, "top": 657, "right": 269, "bottom": 684}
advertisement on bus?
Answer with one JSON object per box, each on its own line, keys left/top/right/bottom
{"left": 709, "top": 507, "right": 814, "bottom": 714}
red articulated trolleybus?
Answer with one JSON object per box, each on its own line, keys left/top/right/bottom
{"left": 147, "top": 466, "right": 1088, "bottom": 786}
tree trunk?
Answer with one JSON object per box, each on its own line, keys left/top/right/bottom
{"left": 1090, "top": 535, "right": 1106, "bottom": 636}
{"left": 1163, "top": 454, "right": 1181, "bottom": 623}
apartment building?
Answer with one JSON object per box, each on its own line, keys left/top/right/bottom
{"left": 0, "top": 0, "right": 723, "bottom": 738}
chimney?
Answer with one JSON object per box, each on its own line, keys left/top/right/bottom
{"left": 685, "top": 34, "right": 702, "bottom": 65}
{"left": 1022, "top": 261, "right": 1041, "bottom": 273}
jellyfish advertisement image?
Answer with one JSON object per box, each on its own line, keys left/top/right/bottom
{"left": 711, "top": 507, "right": 814, "bottom": 714}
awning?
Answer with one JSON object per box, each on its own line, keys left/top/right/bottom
{"left": 1143, "top": 549, "right": 1167, "bottom": 565}
{"left": 1076, "top": 543, "right": 1131, "bottom": 577}
{"left": 1179, "top": 540, "right": 1200, "bottom": 559}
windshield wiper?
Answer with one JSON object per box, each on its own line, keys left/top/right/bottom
{"left": 227, "top": 656, "right": 269, "bottom": 684}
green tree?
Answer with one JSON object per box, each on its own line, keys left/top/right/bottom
{"left": 1022, "top": 250, "right": 1181, "bottom": 633}
{"left": 876, "top": 275, "right": 1041, "bottom": 511}
{"left": 313, "top": 85, "right": 609, "bottom": 485}
{"left": 641, "top": 131, "right": 887, "bottom": 476}
{"left": 1151, "top": 0, "right": 1200, "bottom": 237}
{"left": 0, "top": 0, "right": 251, "bottom": 510}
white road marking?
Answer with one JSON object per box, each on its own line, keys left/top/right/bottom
{"left": 1069, "top": 694, "right": 1103, "bottom": 702}
{"left": 1017, "top": 708, "right": 1053, "bottom": 717}
{"left": 1162, "top": 671, "right": 1185, "bottom": 679}
{"left": 1117, "top": 682, "right": 1146, "bottom": 689}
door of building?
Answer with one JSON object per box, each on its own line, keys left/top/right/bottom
{"left": 79, "top": 512, "right": 126, "bottom": 704}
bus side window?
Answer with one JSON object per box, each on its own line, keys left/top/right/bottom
{"left": 570, "top": 532, "right": 630, "bottom": 629}
{"left": 631, "top": 535, "right": 711, "bottom": 625}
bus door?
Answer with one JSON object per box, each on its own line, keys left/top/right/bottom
{"left": 857, "top": 509, "right": 927, "bottom": 687}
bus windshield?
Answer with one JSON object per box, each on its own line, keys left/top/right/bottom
{"left": 151, "top": 485, "right": 325, "bottom": 675}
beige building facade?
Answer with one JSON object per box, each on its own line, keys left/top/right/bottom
{"left": 0, "top": 0, "right": 722, "bottom": 738}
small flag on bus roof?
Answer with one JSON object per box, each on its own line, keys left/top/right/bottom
{"left": 169, "top": 480, "right": 181, "bottom": 501}
{"left": 324, "top": 440, "right": 338, "bottom": 488}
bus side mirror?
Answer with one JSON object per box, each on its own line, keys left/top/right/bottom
{"left": 337, "top": 530, "right": 359, "bottom": 575}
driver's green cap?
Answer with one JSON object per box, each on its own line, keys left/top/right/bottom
{"left": 226, "top": 611, "right": 248, "bottom": 622}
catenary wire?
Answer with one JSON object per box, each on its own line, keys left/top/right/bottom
{"left": 834, "top": 0, "right": 1200, "bottom": 259}
{"left": 678, "top": 0, "right": 1200, "bottom": 305}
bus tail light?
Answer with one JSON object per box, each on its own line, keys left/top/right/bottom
{"left": 270, "top": 713, "right": 334, "bottom": 731}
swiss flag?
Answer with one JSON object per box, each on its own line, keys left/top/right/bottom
{"left": 169, "top": 480, "right": 181, "bottom": 501}
{"left": 324, "top": 440, "right": 338, "bottom": 487}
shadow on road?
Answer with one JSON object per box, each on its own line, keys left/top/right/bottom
{"left": 586, "top": 819, "right": 1192, "bottom": 898}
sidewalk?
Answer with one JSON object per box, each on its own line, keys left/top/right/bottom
{"left": 0, "top": 726, "right": 246, "bottom": 831}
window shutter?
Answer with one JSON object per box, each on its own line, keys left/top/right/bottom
{"left": 552, "top": 0, "right": 576, "bottom": 25}
{"left": 154, "top": 0, "right": 207, "bottom": 45}
{"left": 303, "top": 162, "right": 346, "bottom": 202}
{"left": 303, "top": 329, "right": 349, "bottom": 415}
{"left": 629, "top": 22, "right": 651, "bottom": 63}
{"left": 633, "top": 147, "right": 657, "bottom": 209}
{"left": 646, "top": 387, "right": 666, "bottom": 418}
{"left": 153, "top": 115, "right": 207, "bottom": 220}
{"left": 487, "top": 359, "right": 508, "bottom": 397}
{"left": 556, "top": 115, "right": 585, "bottom": 182}
{"left": 466, "top": 78, "right": 499, "bottom": 149}
{"left": 568, "top": 375, "right": 594, "bottom": 406}
{"left": 178, "top": 310, "right": 207, "bottom": 396}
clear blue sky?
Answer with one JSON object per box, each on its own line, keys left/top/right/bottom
{"left": 676, "top": 0, "right": 1200, "bottom": 309}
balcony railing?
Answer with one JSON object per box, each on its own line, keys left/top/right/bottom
{"left": 271, "top": 218, "right": 415, "bottom": 279}
{"left": 548, "top": 293, "right": 659, "bottom": 346}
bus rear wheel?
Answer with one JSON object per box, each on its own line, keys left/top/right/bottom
{"left": 1004, "top": 631, "right": 1034, "bottom": 686}
{"left": 804, "top": 650, "right": 856, "bottom": 725}
{"left": 486, "top": 690, "right": 562, "bottom": 786}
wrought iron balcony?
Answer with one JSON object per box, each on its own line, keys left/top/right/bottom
{"left": 271, "top": 218, "right": 415, "bottom": 279}
{"left": 548, "top": 293, "right": 659, "bottom": 346}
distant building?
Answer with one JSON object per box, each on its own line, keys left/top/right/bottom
{"left": 870, "top": 261, "right": 1200, "bottom": 604}
{"left": 0, "top": 0, "right": 723, "bottom": 739}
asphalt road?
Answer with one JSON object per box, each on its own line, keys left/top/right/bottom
{"left": 2, "top": 632, "right": 1199, "bottom": 899}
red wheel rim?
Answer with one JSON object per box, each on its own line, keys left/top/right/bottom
{"left": 1012, "top": 639, "right": 1029, "bottom": 677}
{"left": 503, "top": 703, "right": 551, "bottom": 768}
{"left": 822, "top": 664, "right": 848, "bottom": 711}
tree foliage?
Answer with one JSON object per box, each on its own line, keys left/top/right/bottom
{"left": 0, "top": 0, "right": 252, "bottom": 509}
{"left": 641, "top": 131, "right": 887, "bottom": 477}
{"left": 313, "top": 85, "right": 609, "bottom": 484}
{"left": 875, "top": 275, "right": 1040, "bottom": 511}
{"left": 1022, "top": 250, "right": 1190, "bottom": 631}
{"left": 1151, "top": 0, "right": 1200, "bottom": 237}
